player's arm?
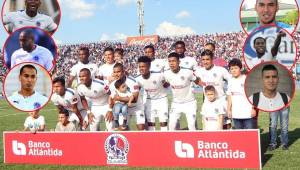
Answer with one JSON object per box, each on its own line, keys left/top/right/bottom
{"left": 227, "top": 95, "right": 232, "bottom": 118}
{"left": 38, "top": 125, "right": 45, "bottom": 131}
{"left": 218, "top": 114, "right": 224, "bottom": 130}
{"left": 67, "top": 76, "right": 75, "bottom": 88}
{"left": 127, "top": 94, "right": 135, "bottom": 107}
{"left": 271, "top": 31, "right": 286, "bottom": 57}
{"left": 194, "top": 76, "right": 206, "bottom": 86}
{"left": 71, "top": 104, "right": 84, "bottom": 126}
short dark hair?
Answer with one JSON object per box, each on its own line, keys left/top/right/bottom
{"left": 168, "top": 52, "right": 180, "bottom": 60}
{"left": 114, "top": 77, "right": 126, "bottom": 89}
{"left": 114, "top": 48, "right": 124, "bottom": 55}
{"left": 138, "top": 56, "right": 152, "bottom": 64}
{"left": 79, "top": 68, "right": 91, "bottom": 76}
{"left": 59, "top": 108, "right": 70, "bottom": 117}
{"left": 228, "top": 58, "right": 242, "bottom": 69}
{"left": 253, "top": 37, "right": 266, "bottom": 45}
{"left": 20, "top": 64, "right": 37, "bottom": 75}
{"left": 204, "top": 85, "right": 216, "bottom": 93}
{"left": 53, "top": 77, "right": 65, "bottom": 87}
{"left": 113, "top": 63, "right": 124, "bottom": 71}
{"left": 20, "top": 29, "right": 35, "bottom": 40}
{"left": 79, "top": 46, "right": 89, "bottom": 53}
{"left": 201, "top": 49, "right": 214, "bottom": 59}
{"left": 104, "top": 47, "right": 114, "bottom": 53}
{"left": 174, "top": 41, "right": 185, "bottom": 47}
{"left": 205, "top": 42, "right": 216, "bottom": 50}
{"left": 262, "top": 64, "right": 278, "bottom": 75}
{"left": 144, "top": 45, "right": 155, "bottom": 52}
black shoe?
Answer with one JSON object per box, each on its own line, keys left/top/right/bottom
{"left": 268, "top": 145, "right": 276, "bottom": 151}
{"left": 282, "top": 145, "right": 289, "bottom": 150}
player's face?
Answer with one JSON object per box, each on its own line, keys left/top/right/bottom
{"left": 58, "top": 113, "right": 68, "bottom": 123}
{"left": 104, "top": 50, "right": 114, "bottom": 64}
{"left": 262, "top": 70, "right": 279, "bottom": 92}
{"left": 53, "top": 82, "right": 65, "bottom": 96}
{"left": 205, "top": 90, "right": 216, "bottom": 102}
{"left": 254, "top": 38, "right": 266, "bottom": 55}
{"left": 114, "top": 52, "right": 123, "bottom": 63}
{"left": 79, "top": 50, "right": 89, "bottom": 63}
{"left": 79, "top": 71, "right": 91, "bottom": 85}
{"left": 204, "top": 45, "right": 215, "bottom": 52}
{"left": 19, "top": 67, "right": 37, "bottom": 91}
{"left": 25, "top": 0, "right": 41, "bottom": 13}
{"left": 175, "top": 44, "right": 186, "bottom": 55}
{"left": 201, "top": 55, "right": 213, "bottom": 70}
{"left": 255, "top": 0, "right": 278, "bottom": 25}
{"left": 118, "top": 83, "right": 128, "bottom": 93}
{"left": 230, "top": 66, "right": 241, "bottom": 78}
{"left": 113, "top": 67, "right": 124, "bottom": 80}
{"left": 144, "top": 48, "right": 155, "bottom": 59}
{"left": 19, "top": 32, "right": 34, "bottom": 51}
{"left": 29, "top": 110, "right": 39, "bottom": 119}
{"left": 138, "top": 62, "right": 150, "bottom": 76}
{"left": 168, "top": 57, "right": 180, "bottom": 71}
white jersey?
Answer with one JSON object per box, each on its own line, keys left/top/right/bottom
{"left": 245, "top": 52, "right": 274, "bottom": 69}
{"left": 201, "top": 98, "right": 225, "bottom": 131}
{"left": 227, "top": 75, "right": 252, "bottom": 119}
{"left": 136, "top": 71, "right": 167, "bottom": 100}
{"left": 249, "top": 92, "right": 290, "bottom": 112}
{"left": 98, "top": 63, "right": 115, "bottom": 84}
{"left": 77, "top": 79, "right": 110, "bottom": 106}
{"left": 8, "top": 91, "right": 48, "bottom": 111}
{"left": 164, "top": 67, "right": 196, "bottom": 103}
{"left": 3, "top": 10, "right": 57, "bottom": 32}
{"left": 195, "top": 65, "right": 230, "bottom": 97}
{"left": 51, "top": 88, "right": 84, "bottom": 111}
{"left": 24, "top": 115, "right": 45, "bottom": 131}
{"left": 70, "top": 62, "right": 99, "bottom": 84}
{"left": 11, "top": 45, "right": 53, "bottom": 71}
{"left": 151, "top": 58, "right": 167, "bottom": 72}
{"left": 109, "top": 76, "right": 142, "bottom": 107}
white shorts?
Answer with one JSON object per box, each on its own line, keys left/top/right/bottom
{"left": 169, "top": 100, "right": 197, "bottom": 131}
{"left": 145, "top": 97, "right": 168, "bottom": 123}
{"left": 90, "top": 104, "right": 113, "bottom": 131}
{"left": 69, "top": 110, "right": 88, "bottom": 123}
{"left": 128, "top": 104, "right": 145, "bottom": 125}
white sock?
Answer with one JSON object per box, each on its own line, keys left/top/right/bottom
{"left": 160, "top": 126, "right": 168, "bottom": 131}
{"left": 148, "top": 126, "right": 155, "bottom": 131}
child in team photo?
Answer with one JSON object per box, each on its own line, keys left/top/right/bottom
{"left": 23, "top": 109, "right": 45, "bottom": 133}
{"left": 110, "top": 78, "right": 134, "bottom": 130}
{"left": 201, "top": 85, "right": 225, "bottom": 131}
{"left": 55, "top": 109, "right": 76, "bottom": 132}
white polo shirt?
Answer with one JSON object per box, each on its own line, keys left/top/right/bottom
{"left": 8, "top": 91, "right": 48, "bottom": 111}
{"left": 3, "top": 10, "right": 57, "bottom": 32}
{"left": 201, "top": 98, "right": 226, "bottom": 130}
{"left": 24, "top": 115, "right": 45, "bottom": 131}
{"left": 11, "top": 45, "right": 54, "bottom": 71}
{"left": 249, "top": 92, "right": 290, "bottom": 111}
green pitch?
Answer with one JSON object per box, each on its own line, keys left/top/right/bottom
{"left": 0, "top": 92, "right": 299, "bottom": 170}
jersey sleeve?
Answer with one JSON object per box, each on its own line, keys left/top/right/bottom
{"left": 226, "top": 79, "right": 232, "bottom": 96}
{"left": 24, "top": 117, "right": 30, "bottom": 128}
{"left": 128, "top": 79, "right": 140, "bottom": 93}
{"left": 2, "top": 12, "right": 12, "bottom": 25}
{"left": 43, "top": 49, "right": 54, "bottom": 71}
{"left": 98, "top": 66, "right": 103, "bottom": 77}
{"left": 221, "top": 67, "right": 230, "bottom": 82}
{"left": 39, "top": 116, "right": 45, "bottom": 126}
{"left": 45, "top": 16, "right": 57, "bottom": 32}
{"left": 70, "top": 65, "right": 77, "bottom": 77}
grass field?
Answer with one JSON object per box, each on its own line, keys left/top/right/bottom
{"left": 0, "top": 92, "right": 299, "bottom": 170}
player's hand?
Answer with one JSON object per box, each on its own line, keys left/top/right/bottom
{"left": 88, "top": 113, "right": 95, "bottom": 124}
{"left": 128, "top": 102, "right": 132, "bottom": 107}
{"left": 278, "top": 31, "right": 286, "bottom": 38}
{"left": 227, "top": 112, "right": 232, "bottom": 119}
{"left": 113, "top": 94, "right": 120, "bottom": 102}
{"left": 251, "top": 109, "right": 257, "bottom": 118}
{"left": 105, "top": 111, "right": 114, "bottom": 122}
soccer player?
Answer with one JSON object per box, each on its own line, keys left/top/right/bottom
{"left": 23, "top": 109, "right": 45, "bottom": 132}
{"left": 67, "top": 46, "right": 99, "bottom": 88}
{"left": 10, "top": 29, "right": 54, "bottom": 71}
{"left": 245, "top": 31, "right": 286, "bottom": 69}
{"left": 77, "top": 68, "right": 113, "bottom": 131}
{"left": 98, "top": 47, "right": 115, "bottom": 84}
{"left": 7, "top": 64, "right": 48, "bottom": 111}
{"left": 3, "top": 0, "right": 57, "bottom": 33}
{"left": 55, "top": 109, "right": 77, "bottom": 132}
{"left": 201, "top": 86, "right": 225, "bottom": 131}
{"left": 164, "top": 52, "right": 203, "bottom": 131}
{"left": 114, "top": 48, "right": 124, "bottom": 64}
{"left": 51, "top": 77, "right": 87, "bottom": 129}
{"left": 227, "top": 58, "right": 256, "bottom": 129}
{"left": 144, "top": 45, "right": 166, "bottom": 72}
{"left": 109, "top": 63, "right": 145, "bottom": 130}
{"left": 252, "top": 0, "right": 293, "bottom": 33}
{"left": 136, "top": 56, "right": 170, "bottom": 131}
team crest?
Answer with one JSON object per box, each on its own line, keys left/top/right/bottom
{"left": 19, "top": 21, "right": 23, "bottom": 24}
{"left": 153, "top": 80, "right": 157, "bottom": 85}
{"left": 156, "top": 64, "right": 159, "bottom": 68}
{"left": 180, "top": 76, "right": 185, "bottom": 80}
{"left": 185, "top": 61, "right": 189, "bottom": 65}
{"left": 34, "top": 102, "right": 41, "bottom": 109}
{"left": 36, "top": 21, "right": 41, "bottom": 27}
{"left": 33, "top": 56, "right": 39, "bottom": 61}
{"left": 104, "top": 134, "right": 129, "bottom": 165}
{"left": 214, "top": 108, "right": 219, "bottom": 113}
{"left": 213, "top": 73, "right": 217, "bottom": 78}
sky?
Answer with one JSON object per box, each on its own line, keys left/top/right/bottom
{"left": 0, "top": 0, "right": 299, "bottom": 46}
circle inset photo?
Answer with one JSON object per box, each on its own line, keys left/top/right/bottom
{"left": 245, "top": 62, "right": 295, "bottom": 112}
{"left": 3, "top": 27, "right": 57, "bottom": 71}
{"left": 1, "top": 0, "right": 61, "bottom": 34}
{"left": 3, "top": 62, "right": 52, "bottom": 112}
{"left": 240, "top": 0, "right": 299, "bottom": 35}
{"left": 243, "top": 25, "right": 298, "bottom": 70}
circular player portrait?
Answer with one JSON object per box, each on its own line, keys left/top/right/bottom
{"left": 245, "top": 62, "right": 295, "bottom": 112}
{"left": 1, "top": 0, "right": 61, "bottom": 35}
{"left": 3, "top": 27, "right": 57, "bottom": 72}
{"left": 3, "top": 62, "right": 52, "bottom": 112}
{"left": 240, "top": 0, "right": 299, "bottom": 35}
{"left": 243, "top": 25, "right": 297, "bottom": 70}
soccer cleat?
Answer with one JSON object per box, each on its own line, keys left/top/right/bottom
{"left": 268, "top": 145, "right": 276, "bottom": 151}
{"left": 282, "top": 145, "right": 289, "bottom": 150}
